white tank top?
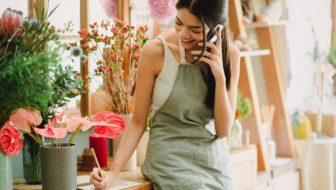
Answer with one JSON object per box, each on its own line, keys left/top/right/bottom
{"left": 150, "top": 36, "right": 188, "bottom": 115}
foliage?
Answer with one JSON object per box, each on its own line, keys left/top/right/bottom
{"left": 0, "top": 5, "right": 82, "bottom": 126}
{"left": 235, "top": 91, "right": 252, "bottom": 119}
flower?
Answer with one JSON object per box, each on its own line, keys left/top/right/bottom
{"left": 10, "top": 108, "right": 42, "bottom": 132}
{"left": 148, "top": 0, "right": 177, "bottom": 22}
{"left": 100, "top": 0, "right": 117, "bottom": 18}
{"left": 92, "top": 111, "right": 125, "bottom": 139}
{"left": 0, "top": 108, "right": 126, "bottom": 155}
{"left": 66, "top": 117, "right": 94, "bottom": 132}
{"left": 71, "top": 19, "right": 148, "bottom": 114}
{"left": 0, "top": 8, "right": 23, "bottom": 35}
{"left": 0, "top": 122, "right": 23, "bottom": 156}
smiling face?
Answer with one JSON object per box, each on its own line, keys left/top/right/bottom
{"left": 174, "top": 8, "right": 210, "bottom": 50}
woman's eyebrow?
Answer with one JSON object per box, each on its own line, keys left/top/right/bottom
{"left": 175, "top": 16, "right": 203, "bottom": 29}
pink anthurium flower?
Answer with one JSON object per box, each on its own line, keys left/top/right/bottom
{"left": 0, "top": 122, "right": 23, "bottom": 156}
{"left": 34, "top": 120, "right": 67, "bottom": 139}
{"left": 92, "top": 111, "right": 125, "bottom": 139}
{"left": 66, "top": 117, "right": 93, "bottom": 132}
{"left": 10, "top": 108, "right": 42, "bottom": 132}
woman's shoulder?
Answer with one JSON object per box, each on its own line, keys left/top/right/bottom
{"left": 141, "top": 38, "right": 163, "bottom": 58}
{"left": 141, "top": 29, "right": 178, "bottom": 60}
{"left": 229, "top": 43, "right": 240, "bottom": 61}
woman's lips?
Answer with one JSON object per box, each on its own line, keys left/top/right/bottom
{"left": 181, "top": 38, "right": 194, "bottom": 44}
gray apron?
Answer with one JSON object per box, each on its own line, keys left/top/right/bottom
{"left": 141, "top": 38, "right": 232, "bottom": 190}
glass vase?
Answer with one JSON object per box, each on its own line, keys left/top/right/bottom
{"left": 23, "top": 134, "right": 41, "bottom": 184}
{"left": 228, "top": 119, "right": 243, "bottom": 148}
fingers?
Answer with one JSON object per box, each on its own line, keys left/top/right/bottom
{"left": 197, "top": 56, "right": 217, "bottom": 68}
{"left": 191, "top": 42, "right": 220, "bottom": 61}
{"left": 198, "top": 42, "right": 219, "bottom": 54}
{"left": 90, "top": 167, "right": 105, "bottom": 188}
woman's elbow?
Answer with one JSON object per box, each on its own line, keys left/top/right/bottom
{"left": 216, "top": 119, "right": 234, "bottom": 138}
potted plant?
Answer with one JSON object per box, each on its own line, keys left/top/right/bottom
{"left": 0, "top": 108, "right": 125, "bottom": 190}
{"left": 228, "top": 91, "right": 252, "bottom": 148}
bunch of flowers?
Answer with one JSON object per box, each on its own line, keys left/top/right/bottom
{"left": 0, "top": 6, "right": 83, "bottom": 126}
{"left": 71, "top": 19, "right": 148, "bottom": 114}
{"left": 0, "top": 108, "right": 125, "bottom": 155}
{"left": 148, "top": 0, "right": 178, "bottom": 22}
{"left": 235, "top": 91, "right": 252, "bottom": 119}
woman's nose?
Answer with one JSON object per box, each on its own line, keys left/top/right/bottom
{"left": 179, "top": 27, "right": 191, "bottom": 39}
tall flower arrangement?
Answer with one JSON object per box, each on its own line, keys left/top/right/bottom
{"left": 0, "top": 6, "right": 83, "bottom": 127}
{"left": 0, "top": 5, "right": 83, "bottom": 184}
{"left": 72, "top": 19, "right": 148, "bottom": 114}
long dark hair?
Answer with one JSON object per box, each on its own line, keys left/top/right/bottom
{"left": 176, "top": 0, "right": 231, "bottom": 109}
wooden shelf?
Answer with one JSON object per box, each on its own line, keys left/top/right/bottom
{"left": 246, "top": 21, "right": 288, "bottom": 28}
{"left": 229, "top": 0, "right": 296, "bottom": 189}
{"left": 240, "top": 49, "right": 271, "bottom": 57}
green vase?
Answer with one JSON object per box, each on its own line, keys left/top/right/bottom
{"left": 0, "top": 152, "right": 12, "bottom": 190}
{"left": 23, "top": 135, "right": 41, "bottom": 184}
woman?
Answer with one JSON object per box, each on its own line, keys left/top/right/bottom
{"left": 90, "top": 0, "right": 240, "bottom": 189}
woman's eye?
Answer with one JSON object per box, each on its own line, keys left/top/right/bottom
{"left": 191, "top": 30, "right": 202, "bottom": 34}
{"left": 175, "top": 21, "right": 182, "bottom": 25}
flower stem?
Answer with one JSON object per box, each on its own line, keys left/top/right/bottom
{"left": 25, "top": 132, "right": 44, "bottom": 146}
{"left": 67, "top": 124, "right": 82, "bottom": 146}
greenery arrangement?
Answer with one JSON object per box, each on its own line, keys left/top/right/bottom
{"left": 0, "top": 5, "right": 82, "bottom": 126}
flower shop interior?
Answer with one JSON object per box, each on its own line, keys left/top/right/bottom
{"left": 0, "top": 0, "right": 335, "bottom": 190}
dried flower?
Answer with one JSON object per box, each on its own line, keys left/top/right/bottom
{"left": 71, "top": 46, "right": 83, "bottom": 57}
{"left": 71, "top": 19, "right": 148, "bottom": 114}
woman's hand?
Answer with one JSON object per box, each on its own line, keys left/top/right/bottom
{"left": 90, "top": 167, "right": 117, "bottom": 189}
{"left": 191, "top": 25, "right": 225, "bottom": 82}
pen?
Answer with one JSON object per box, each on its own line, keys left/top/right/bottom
{"left": 91, "top": 148, "right": 103, "bottom": 177}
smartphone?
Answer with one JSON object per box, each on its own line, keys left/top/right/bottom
{"left": 207, "top": 29, "right": 217, "bottom": 44}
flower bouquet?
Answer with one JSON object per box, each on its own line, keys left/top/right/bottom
{"left": 0, "top": 108, "right": 125, "bottom": 190}
{"left": 0, "top": 5, "right": 83, "bottom": 184}
{"left": 72, "top": 19, "right": 148, "bottom": 114}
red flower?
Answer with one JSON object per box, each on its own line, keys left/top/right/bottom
{"left": 0, "top": 122, "right": 23, "bottom": 156}
{"left": 92, "top": 111, "right": 125, "bottom": 139}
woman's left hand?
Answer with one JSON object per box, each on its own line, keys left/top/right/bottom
{"left": 191, "top": 25, "right": 225, "bottom": 82}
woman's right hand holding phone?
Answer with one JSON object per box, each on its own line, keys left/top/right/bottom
{"left": 90, "top": 167, "right": 117, "bottom": 189}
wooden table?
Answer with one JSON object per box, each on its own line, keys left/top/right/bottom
{"left": 13, "top": 167, "right": 152, "bottom": 190}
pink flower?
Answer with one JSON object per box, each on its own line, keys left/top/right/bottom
{"left": 100, "top": 0, "right": 117, "bottom": 18}
{"left": 10, "top": 108, "right": 42, "bottom": 132}
{"left": 0, "top": 8, "right": 23, "bottom": 35}
{"left": 66, "top": 117, "right": 93, "bottom": 132}
{"left": 148, "top": 0, "right": 177, "bottom": 22}
{"left": 34, "top": 120, "right": 67, "bottom": 139}
{"left": 0, "top": 122, "right": 23, "bottom": 156}
{"left": 92, "top": 111, "right": 125, "bottom": 139}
